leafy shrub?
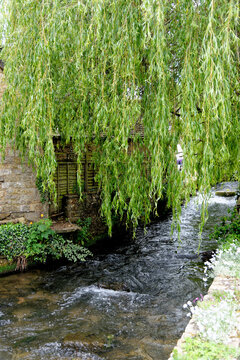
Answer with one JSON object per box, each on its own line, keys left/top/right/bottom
{"left": 196, "top": 297, "right": 239, "bottom": 344}
{"left": 173, "top": 337, "right": 240, "bottom": 360}
{"left": 210, "top": 208, "right": 240, "bottom": 249}
{"left": 76, "top": 217, "right": 92, "bottom": 246}
{"left": 211, "top": 244, "right": 240, "bottom": 279}
{"left": 0, "top": 219, "right": 92, "bottom": 269}
{"left": 0, "top": 223, "right": 30, "bottom": 260}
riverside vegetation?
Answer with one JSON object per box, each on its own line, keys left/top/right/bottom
{"left": 0, "top": 219, "right": 92, "bottom": 271}
{"left": 173, "top": 209, "right": 240, "bottom": 360}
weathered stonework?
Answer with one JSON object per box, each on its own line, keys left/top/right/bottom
{"left": 0, "top": 147, "right": 49, "bottom": 221}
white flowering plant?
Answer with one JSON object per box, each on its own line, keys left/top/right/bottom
{"left": 196, "top": 297, "right": 239, "bottom": 344}
{"left": 183, "top": 244, "right": 240, "bottom": 341}
{"left": 202, "top": 242, "right": 240, "bottom": 280}
{"left": 179, "top": 210, "right": 240, "bottom": 358}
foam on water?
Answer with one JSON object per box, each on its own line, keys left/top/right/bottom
{"left": 60, "top": 284, "right": 149, "bottom": 311}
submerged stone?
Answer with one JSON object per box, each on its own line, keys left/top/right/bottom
{"left": 215, "top": 190, "right": 236, "bottom": 197}
{"left": 62, "top": 332, "right": 107, "bottom": 352}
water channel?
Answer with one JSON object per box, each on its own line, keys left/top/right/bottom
{"left": 0, "top": 184, "right": 237, "bottom": 360}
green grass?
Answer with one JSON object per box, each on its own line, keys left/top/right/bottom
{"left": 173, "top": 337, "right": 240, "bottom": 360}
{"left": 0, "top": 262, "right": 16, "bottom": 275}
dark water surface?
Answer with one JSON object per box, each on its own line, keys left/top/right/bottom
{"left": 0, "top": 185, "right": 237, "bottom": 360}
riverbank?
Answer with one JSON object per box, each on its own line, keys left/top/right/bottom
{"left": 0, "top": 217, "right": 131, "bottom": 276}
{"left": 169, "top": 274, "right": 240, "bottom": 359}
{"left": 169, "top": 208, "right": 240, "bottom": 360}
{"left": 0, "top": 256, "right": 16, "bottom": 275}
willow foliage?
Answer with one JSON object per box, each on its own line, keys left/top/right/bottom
{"left": 0, "top": 0, "right": 239, "bottom": 233}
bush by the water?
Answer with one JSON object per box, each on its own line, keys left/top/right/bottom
{"left": 210, "top": 208, "right": 240, "bottom": 249}
{"left": 0, "top": 219, "right": 91, "bottom": 269}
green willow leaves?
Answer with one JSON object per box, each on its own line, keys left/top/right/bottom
{"left": 0, "top": 0, "right": 239, "bottom": 233}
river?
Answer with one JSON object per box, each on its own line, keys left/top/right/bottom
{"left": 0, "top": 184, "right": 237, "bottom": 360}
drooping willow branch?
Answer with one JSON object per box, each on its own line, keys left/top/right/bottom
{"left": 0, "top": 0, "right": 239, "bottom": 234}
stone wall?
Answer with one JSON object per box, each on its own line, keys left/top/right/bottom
{"left": 0, "top": 147, "right": 49, "bottom": 222}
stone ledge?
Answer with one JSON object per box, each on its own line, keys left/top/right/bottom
{"left": 51, "top": 221, "right": 81, "bottom": 234}
{"left": 0, "top": 217, "right": 26, "bottom": 225}
{"left": 168, "top": 275, "right": 240, "bottom": 359}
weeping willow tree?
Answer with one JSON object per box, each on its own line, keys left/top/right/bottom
{"left": 0, "top": 0, "right": 239, "bottom": 233}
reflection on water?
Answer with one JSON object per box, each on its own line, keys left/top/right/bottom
{"left": 0, "top": 185, "right": 237, "bottom": 360}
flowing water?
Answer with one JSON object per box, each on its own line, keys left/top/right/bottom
{"left": 0, "top": 184, "right": 238, "bottom": 360}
